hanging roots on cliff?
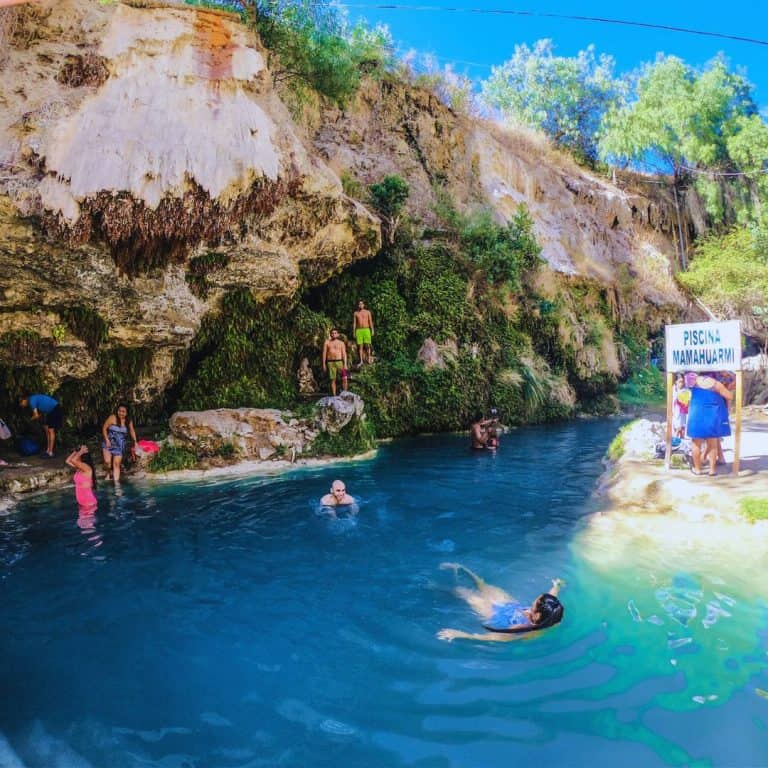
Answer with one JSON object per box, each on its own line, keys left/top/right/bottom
{"left": 42, "top": 173, "right": 303, "bottom": 276}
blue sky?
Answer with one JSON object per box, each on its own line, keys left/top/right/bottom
{"left": 343, "top": 0, "right": 768, "bottom": 112}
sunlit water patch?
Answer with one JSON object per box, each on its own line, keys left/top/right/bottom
{"left": 0, "top": 419, "right": 766, "bottom": 767}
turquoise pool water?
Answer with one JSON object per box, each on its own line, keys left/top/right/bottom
{"left": 0, "top": 419, "right": 766, "bottom": 767}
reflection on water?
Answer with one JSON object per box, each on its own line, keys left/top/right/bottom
{"left": 0, "top": 419, "right": 766, "bottom": 767}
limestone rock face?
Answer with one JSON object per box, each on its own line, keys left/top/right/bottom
{"left": 314, "top": 391, "right": 365, "bottom": 434}
{"left": 314, "top": 80, "right": 690, "bottom": 319}
{"left": 0, "top": 0, "right": 380, "bottom": 395}
{"left": 169, "top": 408, "right": 315, "bottom": 460}
{"left": 168, "top": 391, "right": 367, "bottom": 459}
{"left": 0, "top": 0, "right": 702, "bottom": 419}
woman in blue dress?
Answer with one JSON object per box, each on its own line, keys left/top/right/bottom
{"left": 685, "top": 373, "right": 733, "bottom": 476}
{"left": 437, "top": 563, "right": 564, "bottom": 642}
{"left": 101, "top": 403, "right": 138, "bottom": 483}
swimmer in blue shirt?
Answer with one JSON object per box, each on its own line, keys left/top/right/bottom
{"left": 437, "top": 562, "right": 564, "bottom": 642}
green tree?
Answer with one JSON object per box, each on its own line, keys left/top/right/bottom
{"left": 726, "top": 114, "right": 768, "bottom": 222}
{"left": 599, "top": 55, "right": 761, "bottom": 222}
{"left": 481, "top": 39, "right": 622, "bottom": 163}
{"left": 369, "top": 175, "right": 410, "bottom": 245}
{"left": 677, "top": 227, "right": 768, "bottom": 349}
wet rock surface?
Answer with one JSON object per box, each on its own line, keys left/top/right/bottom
{"left": 314, "top": 391, "right": 365, "bottom": 434}
{"left": 169, "top": 407, "right": 316, "bottom": 460}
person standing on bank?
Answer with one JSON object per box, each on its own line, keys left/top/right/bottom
{"left": 19, "top": 393, "right": 63, "bottom": 458}
{"left": 101, "top": 403, "right": 138, "bottom": 482}
{"left": 685, "top": 372, "right": 733, "bottom": 476}
{"left": 322, "top": 328, "right": 349, "bottom": 396}
{"left": 353, "top": 300, "right": 374, "bottom": 366}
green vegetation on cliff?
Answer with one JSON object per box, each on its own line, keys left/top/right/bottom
{"left": 166, "top": 177, "right": 632, "bottom": 439}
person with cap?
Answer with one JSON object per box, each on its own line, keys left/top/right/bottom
{"left": 436, "top": 563, "right": 565, "bottom": 642}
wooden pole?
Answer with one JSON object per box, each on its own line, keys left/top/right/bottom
{"left": 664, "top": 372, "right": 674, "bottom": 470}
{"left": 733, "top": 370, "right": 743, "bottom": 475}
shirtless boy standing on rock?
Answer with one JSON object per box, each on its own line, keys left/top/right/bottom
{"left": 322, "top": 328, "right": 348, "bottom": 396}
{"left": 353, "top": 300, "right": 374, "bottom": 366}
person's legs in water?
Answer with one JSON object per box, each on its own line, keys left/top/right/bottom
{"left": 102, "top": 444, "right": 113, "bottom": 480}
{"left": 112, "top": 454, "right": 123, "bottom": 483}
{"left": 440, "top": 562, "right": 514, "bottom": 619}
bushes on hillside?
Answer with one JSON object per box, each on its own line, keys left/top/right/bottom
{"left": 185, "top": 0, "right": 393, "bottom": 106}
{"left": 678, "top": 226, "right": 768, "bottom": 345}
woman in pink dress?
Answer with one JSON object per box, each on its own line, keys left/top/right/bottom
{"left": 65, "top": 445, "right": 97, "bottom": 511}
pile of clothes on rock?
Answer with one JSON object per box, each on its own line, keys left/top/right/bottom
{"left": 654, "top": 435, "right": 693, "bottom": 460}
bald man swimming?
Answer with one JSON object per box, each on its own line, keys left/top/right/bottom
{"left": 320, "top": 480, "right": 355, "bottom": 507}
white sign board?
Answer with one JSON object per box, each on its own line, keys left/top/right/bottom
{"left": 665, "top": 320, "right": 742, "bottom": 372}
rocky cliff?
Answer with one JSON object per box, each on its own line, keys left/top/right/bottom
{"left": 0, "top": 0, "right": 690, "bottom": 430}
{"left": 0, "top": 0, "right": 379, "bottom": 420}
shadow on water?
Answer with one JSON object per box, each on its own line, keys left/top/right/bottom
{"left": 0, "top": 417, "right": 766, "bottom": 767}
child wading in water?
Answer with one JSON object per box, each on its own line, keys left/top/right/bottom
{"left": 66, "top": 445, "right": 97, "bottom": 512}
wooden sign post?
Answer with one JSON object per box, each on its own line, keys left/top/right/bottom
{"left": 663, "top": 320, "right": 742, "bottom": 476}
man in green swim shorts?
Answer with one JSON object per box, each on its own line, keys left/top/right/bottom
{"left": 322, "top": 328, "right": 349, "bottom": 396}
{"left": 353, "top": 300, "right": 374, "bottom": 366}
